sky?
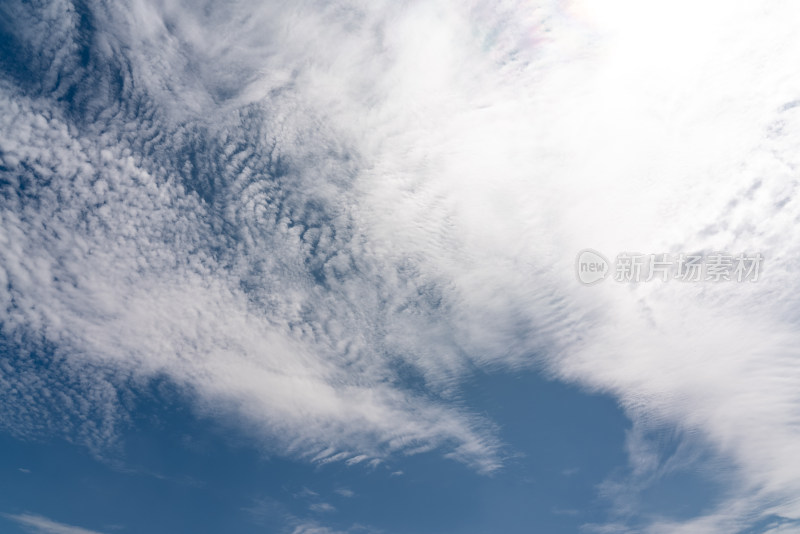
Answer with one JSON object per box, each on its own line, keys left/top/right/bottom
{"left": 1, "top": 0, "right": 800, "bottom": 533}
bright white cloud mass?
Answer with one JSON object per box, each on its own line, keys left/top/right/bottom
{"left": 2, "top": 0, "right": 800, "bottom": 532}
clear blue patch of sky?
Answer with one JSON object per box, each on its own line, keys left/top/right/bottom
{"left": 0, "top": 368, "right": 653, "bottom": 534}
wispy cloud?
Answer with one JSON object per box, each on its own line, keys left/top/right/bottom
{"left": 294, "top": 487, "right": 320, "bottom": 499}
{"left": 2, "top": 0, "right": 800, "bottom": 531}
{"left": 3, "top": 513, "right": 105, "bottom": 534}
{"left": 243, "top": 496, "right": 375, "bottom": 534}
{"left": 309, "top": 503, "right": 336, "bottom": 514}
{"left": 1, "top": 0, "right": 510, "bottom": 473}
{"left": 289, "top": 520, "right": 380, "bottom": 534}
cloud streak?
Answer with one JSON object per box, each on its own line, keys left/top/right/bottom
{"left": 3, "top": 513, "right": 105, "bottom": 534}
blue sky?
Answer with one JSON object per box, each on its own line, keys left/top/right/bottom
{"left": 2, "top": 1, "right": 800, "bottom": 533}
{"left": 0, "top": 370, "right": 636, "bottom": 534}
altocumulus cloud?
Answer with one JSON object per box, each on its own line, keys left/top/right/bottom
{"left": 2, "top": 0, "right": 800, "bottom": 532}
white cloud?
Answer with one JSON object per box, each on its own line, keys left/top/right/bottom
{"left": 0, "top": 60, "right": 502, "bottom": 472}
{"left": 289, "top": 523, "right": 345, "bottom": 534}
{"left": 294, "top": 487, "right": 320, "bottom": 499}
{"left": 3, "top": 0, "right": 800, "bottom": 531}
{"left": 289, "top": 521, "right": 379, "bottom": 534}
{"left": 309, "top": 503, "right": 336, "bottom": 514}
{"left": 3, "top": 513, "right": 105, "bottom": 534}
{"left": 244, "top": 497, "right": 375, "bottom": 534}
